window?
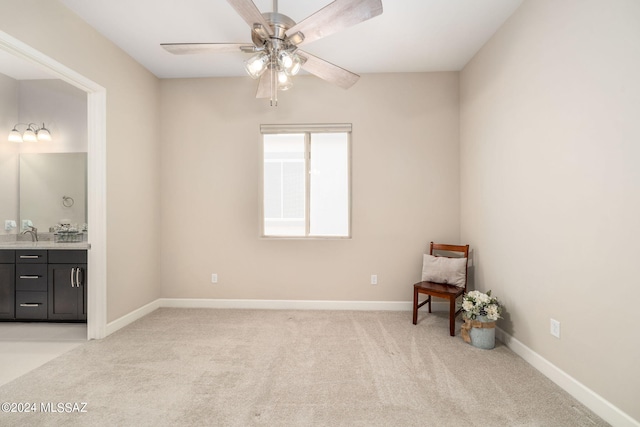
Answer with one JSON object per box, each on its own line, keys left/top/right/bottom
{"left": 261, "top": 124, "right": 351, "bottom": 238}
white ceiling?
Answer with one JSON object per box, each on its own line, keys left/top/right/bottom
{"left": 48, "top": 0, "right": 524, "bottom": 79}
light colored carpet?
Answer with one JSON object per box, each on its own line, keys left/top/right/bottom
{"left": 0, "top": 308, "right": 607, "bottom": 426}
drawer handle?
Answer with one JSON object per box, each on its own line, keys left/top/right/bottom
{"left": 71, "top": 267, "right": 76, "bottom": 287}
{"left": 20, "top": 255, "right": 40, "bottom": 259}
{"left": 19, "top": 275, "right": 41, "bottom": 279}
{"left": 19, "top": 303, "right": 41, "bottom": 307}
{"left": 76, "top": 267, "right": 82, "bottom": 286}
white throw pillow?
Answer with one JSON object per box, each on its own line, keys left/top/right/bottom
{"left": 421, "top": 254, "right": 467, "bottom": 287}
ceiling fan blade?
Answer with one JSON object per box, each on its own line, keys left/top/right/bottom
{"left": 161, "top": 43, "right": 254, "bottom": 54}
{"left": 256, "top": 71, "right": 271, "bottom": 98}
{"left": 285, "top": 0, "right": 382, "bottom": 46}
{"left": 226, "top": 0, "right": 274, "bottom": 37}
{"left": 297, "top": 50, "right": 359, "bottom": 89}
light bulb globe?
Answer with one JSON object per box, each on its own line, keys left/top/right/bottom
{"left": 8, "top": 128, "right": 23, "bottom": 143}
{"left": 22, "top": 129, "right": 37, "bottom": 143}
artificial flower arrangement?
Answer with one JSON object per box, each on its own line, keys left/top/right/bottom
{"left": 461, "top": 290, "right": 502, "bottom": 321}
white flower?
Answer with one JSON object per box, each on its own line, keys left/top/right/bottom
{"left": 462, "top": 300, "right": 474, "bottom": 311}
{"left": 485, "top": 304, "right": 500, "bottom": 321}
{"left": 460, "top": 290, "right": 501, "bottom": 321}
{"left": 476, "top": 293, "right": 490, "bottom": 304}
{"left": 467, "top": 291, "right": 481, "bottom": 299}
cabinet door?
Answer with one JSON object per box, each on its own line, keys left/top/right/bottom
{"left": 0, "top": 263, "right": 15, "bottom": 319}
{"left": 48, "top": 264, "right": 85, "bottom": 320}
{"left": 77, "top": 266, "right": 87, "bottom": 321}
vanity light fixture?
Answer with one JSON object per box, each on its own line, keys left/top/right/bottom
{"left": 8, "top": 122, "right": 52, "bottom": 143}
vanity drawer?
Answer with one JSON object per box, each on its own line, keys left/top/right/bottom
{"left": 16, "top": 264, "right": 48, "bottom": 291}
{"left": 16, "top": 291, "right": 48, "bottom": 320}
{"left": 48, "top": 250, "right": 87, "bottom": 264}
{"left": 16, "top": 250, "right": 48, "bottom": 264}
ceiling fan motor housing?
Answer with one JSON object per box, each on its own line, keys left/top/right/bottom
{"left": 252, "top": 12, "right": 296, "bottom": 47}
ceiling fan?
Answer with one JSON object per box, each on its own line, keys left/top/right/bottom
{"left": 161, "top": 0, "right": 383, "bottom": 106}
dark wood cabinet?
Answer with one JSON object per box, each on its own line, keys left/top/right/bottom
{"left": 0, "top": 249, "right": 87, "bottom": 322}
{"left": 15, "top": 250, "right": 48, "bottom": 320}
{"left": 16, "top": 264, "right": 48, "bottom": 291}
{"left": 48, "top": 251, "right": 87, "bottom": 321}
{"left": 48, "top": 264, "right": 87, "bottom": 320}
{"left": 0, "top": 251, "right": 15, "bottom": 320}
{"left": 16, "top": 291, "right": 48, "bottom": 320}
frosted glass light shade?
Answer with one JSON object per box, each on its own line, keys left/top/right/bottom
{"left": 22, "top": 129, "right": 37, "bottom": 142}
{"left": 8, "top": 129, "right": 23, "bottom": 143}
{"left": 37, "top": 127, "right": 52, "bottom": 142}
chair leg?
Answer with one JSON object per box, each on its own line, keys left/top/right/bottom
{"left": 449, "top": 297, "right": 456, "bottom": 336}
{"left": 412, "top": 288, "right": 418, "bottom": 325}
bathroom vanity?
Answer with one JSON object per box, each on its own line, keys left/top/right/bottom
{"left": 0, "top": 151, "right": 89, "bottom": 323}
{"left": 0, "top": 246, "right": 88, "bottom": 322}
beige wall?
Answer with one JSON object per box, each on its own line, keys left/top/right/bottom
{"left": 0, "top": 0, "right": 162, "bottom": 322}
{"left": 0, "top": 74, "right": 19, "bottom": 232}
{"left": 0, "top": 79, "right": 88, "bottom": 236}
{"left": 159, "top": 73, "right": 460, "bottom": 301}
{"left": 460, "top": 0, "right": 640, "bottom": 421}
{"left": 18, "top": 79, "right": 87, "bottom": 154}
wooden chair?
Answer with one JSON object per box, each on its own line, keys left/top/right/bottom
{"left": 412, "top": 242, "right": 470, "bottom": 336}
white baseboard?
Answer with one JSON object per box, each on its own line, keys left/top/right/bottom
{"left": 105, "top": 299, "right": 162, "bottom": 336}
{"left": 158, "top": 298, "right": 414, "bottom": 311}
{"left": 496, "top": 328, "right": 639, "bottom": 427}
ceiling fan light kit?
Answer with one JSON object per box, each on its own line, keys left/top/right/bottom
{"left": 161, "top": 0, "right": 383, "bottom": 106}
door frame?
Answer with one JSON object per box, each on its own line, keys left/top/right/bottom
{"left": 0, "top": 30, "right": 107, "bottom": 339}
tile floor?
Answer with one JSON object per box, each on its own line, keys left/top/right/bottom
{"left": 0, "top": 323, "right": 87, "bottom": 386}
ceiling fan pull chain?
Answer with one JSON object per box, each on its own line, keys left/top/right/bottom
{"left": 270, "top": 66, "right": 278, "bottom": 107}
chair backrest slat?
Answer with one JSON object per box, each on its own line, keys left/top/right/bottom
{"left": 430, "top": 242, "right": 469, "bottom": 257}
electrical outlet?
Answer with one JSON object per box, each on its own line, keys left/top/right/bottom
{"left": 550, "top": 318, "right": 560, "bottom": 338}
{"left": 211, "top": 273, "right": 218, "bottom": 284}
{"left": 371, "top": 274, "right": 377, "bottom": 285}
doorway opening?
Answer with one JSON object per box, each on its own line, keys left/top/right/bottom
{"left": 0, "top": 30, "right": 107, "bottom": 340}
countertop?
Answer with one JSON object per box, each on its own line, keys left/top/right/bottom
{"left": 0, "top": 241, "right": 91, "bottom": 250}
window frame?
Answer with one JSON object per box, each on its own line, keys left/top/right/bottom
{"left": 260, "top": 123, "right": 352, "bottom": 239}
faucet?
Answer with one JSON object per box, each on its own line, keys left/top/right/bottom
{"left": 22, "top": 226, "right": 38, "bottom": 242}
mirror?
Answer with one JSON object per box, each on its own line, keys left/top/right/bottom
{"left": 19, "top": 153, "right": 87, "bottom": 232}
